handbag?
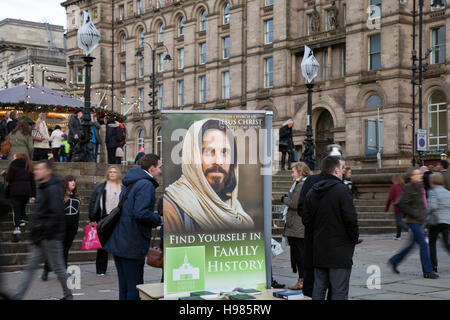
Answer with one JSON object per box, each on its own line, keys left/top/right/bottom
{"left": 97, "top": 181, "right": 138, "bottom": 247}
{"left": 81, "top": 223, "right": 102, "bottom": 251}
{"left": 146, "top": 228, "right": 163, "bottom": 268}
{"left": 32, "top": 129, "right": 44, "bottom": 142}
{"left": 426, "top": 213, "right": 438, "bottom": 226}
{"left": 115, "top": 147, "right": 124, "bottom": 158}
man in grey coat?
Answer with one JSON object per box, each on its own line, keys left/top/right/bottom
{"left": 427, "top": 172, "right": 450, "bottom": 273}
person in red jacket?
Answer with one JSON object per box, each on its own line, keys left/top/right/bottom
{"left": 385, "top": 174, "right": 409, "bottom": 240}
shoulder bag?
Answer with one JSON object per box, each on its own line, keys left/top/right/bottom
{"left": 97, "top": 181, "right": 138, "bottom": 247}
{"left": 146, "top": 228, "right": 163, "bottom": 268}
{"left": 32, "top": 129, "right": 44, "bottom": 142}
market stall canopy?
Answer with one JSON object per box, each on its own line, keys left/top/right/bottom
{"left": 0, "top": 84, "right": 85, "bottom": 108}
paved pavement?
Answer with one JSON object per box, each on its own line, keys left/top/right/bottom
{"left": 0, "top": 234, "right": 449, "bottom": 300}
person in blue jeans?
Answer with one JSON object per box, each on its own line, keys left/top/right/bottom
{"left": 388, "top": 168, "right": 439, "bottom": 279}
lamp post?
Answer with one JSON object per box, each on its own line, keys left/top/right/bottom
{"left": 300, "top": 46, "right": 319, "bottom": 171}
{"left": 74, "top": 11, "right": 100, "bottom": 162}
{"left": 136, "top": 44, "right": 171, "bottom": 154}
{"left": 411, "top": 0, "right": 443, "bottom": 166}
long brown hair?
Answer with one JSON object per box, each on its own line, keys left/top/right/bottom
{"left": 13, "top": 153, "right": 33, "bottom": 173}
{"left": 292, "top": 162, "right": 312, "bottom": 177}
{"left": 11, "top": 120, "right": 31, "bottom": 136}
{"left": 105, "top": 165, "right": 122, "bottom": 184}
{"left": 62, "top": 175, "right": 80, "bottom": 202}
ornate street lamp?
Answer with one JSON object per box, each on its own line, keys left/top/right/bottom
{"left": 300, "top": 45, "right": 320, "bottom": 170}
{"left": 136, "top": 43, "right": 172, "bottom": 153}
{"left": 73, "top": 11, "right": 100, "bottom": 162}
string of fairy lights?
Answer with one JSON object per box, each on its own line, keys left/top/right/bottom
{"left": 1, "top": 61, "right": 143, "bottom": 115}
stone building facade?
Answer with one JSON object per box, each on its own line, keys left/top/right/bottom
{"left": 0, "top": 19, "right": 67, "bottom": 92}
{"left": 61, "top": 0, "right": 449, "bottom": 167}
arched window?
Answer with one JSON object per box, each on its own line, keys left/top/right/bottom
{"left": 138, "top": 129, "right": 145, "bottom": 152}
{"left": 365, "top": 94, "right": 382, "bottom": 108}
{"left": 428, "top": 90, "right": 448, "bottom": 151}
{"left": 178, "top": 16, "right": 185, "bottom": 36}
{"left": 223, "top": 3, "right": 230, "bottom": 25}
{"left": 120, "top": 34, "right": 126, "bottom": 52}
{"left": 138, "top": 28, "right": 145, "bottom": 47}
{"left": 158, "top": 23, "right": 164, "bottom": 42}
{"left": 200, "top": 9, "right": 207, "bottom": 31}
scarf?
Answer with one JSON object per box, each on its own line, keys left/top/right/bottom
{"left": 165, "top": 119, "right": 254, "bottom": 231}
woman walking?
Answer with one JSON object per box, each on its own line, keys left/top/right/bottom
{"left": 33, "top": 113, "right": 50, "bottom": 161}
{"left": 388, "top": 168, "right": 439, "bottom": 279}
{"left": 88, "top": 166, "right": 122, "bottom": 275}
{"left": 427, "top": 173, "right": 450, "bottom": 273}
{"left": 6, "top": 153, "right": 36, "bottom": 242}
{"left": 41, "top": 175, "right": 81, "bottom": 281}
{"left": 8, "top": 120, "right": 33, "bottom": 165}
{"left": 281, "top": 162, "right": 311, "bottom": 290}
{"left": 385, "top": 174, "right": 409, "bottom": 240}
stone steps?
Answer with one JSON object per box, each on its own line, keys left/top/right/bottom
{"left": 0, "top": 162, "right": 400, "bottom": 271}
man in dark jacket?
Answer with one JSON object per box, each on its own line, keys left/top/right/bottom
{"left": 68, "top": 110, "right": 83, "bottom": 161}
{"left": 279, "top": 120, "right": 294, "bottom": 171}
{"left": 105, "top": 116, "right": 121, "bottom": 164}
{"left": 303, "top": 156, "right": 359, "bottom": 300}
{"left": 104, "top": 154, "right": 162, "bottom": 300}
{"left": 12, "top": 160, "right": 73, "bottom": 300}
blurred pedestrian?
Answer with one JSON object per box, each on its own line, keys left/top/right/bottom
{"left": 427, "top": 173, "right": 450, "bottom": 273}
{"left": 104, "top": 154, "right": 162, "bottom": 300}
{"left": 7, "top": 110, "right": 19, "bottom": 134}
{"left": 89, "top": 114, "right": 102, "bottom": 163}
{"left": 303, "top": 156, "right": 359, "bottom": 300}
{"left": 59, "top": 135, "right": 70, "bottom": 162}
{"left": 421, "top": 165, "right": 432, "bottom": 196}
{"left": 343, "top": 166, "right": 359, "bottom": 199}
{"left": 134, "top": 146, "right": 145, "bottom": 164}
{"left": 32, "top": 113, "right": 50, "bottom": 161}
{"left": 6, "top": 153, "right": 36, "bottom": 242}
{"left": 8, "top": 120, "right": 33, "bottom": 165}
{"left": 88, "top": 166, "right": 122, "bottom": 275}
{"left": 388, "top": 168, "right": 439, "bottom": 279}
{"left": 385, "top": 174, "right": 408, "bottom": 240}
{"left": 105, "top": 116, "right": 121, "bottom": 164}
{"left": 49, "top": 125, "right": 63, "bottom": 162}
{"left": 279, "top": 119, "right": 294, "bottom": 171}
{"left": 12, "top": 160, "right": 72, "bottom": 300}
{"left": 68, "top": 110, "right": 83, "bottom": 162}
{"left": 0, "top": 111, "right": 11, "bottom": 143}
{"left": 281, "top": 162, "right": 311, "bottom": 290}
{"left": 41, "top": 175, "right": 81, "bottom": 281}
{"left": 439, "top": 160, "right": 450, "bottom": 190}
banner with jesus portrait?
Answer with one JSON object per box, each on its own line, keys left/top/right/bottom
{"left": 162, "top": 111, "right": 272, "bottom": 297}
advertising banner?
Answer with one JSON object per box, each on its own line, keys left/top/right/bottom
{"left": 162, "top": 111, "right": 271, "bottom": 297}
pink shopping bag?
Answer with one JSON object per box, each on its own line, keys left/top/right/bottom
{"left": 81, "top": 223, "right": 102, "bottom": 251}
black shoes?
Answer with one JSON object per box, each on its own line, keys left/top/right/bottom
{"left": 41, "top": 270, "right": 49, "bottom": 282}
{"left": 356, "top": 239, "right": 364, "bottom": 244}
{"left": 424, "top": 273, "right": 439, "bottom": 279}
{"left": 387, "top": 260, "right": 400, "bottom": 274}
{"left": 271, "top": 280, "right": 285, "bottom": 289}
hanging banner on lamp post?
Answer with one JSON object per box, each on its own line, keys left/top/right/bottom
{"left": 161, "top": 111, "right": 271, "bottom": 298}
